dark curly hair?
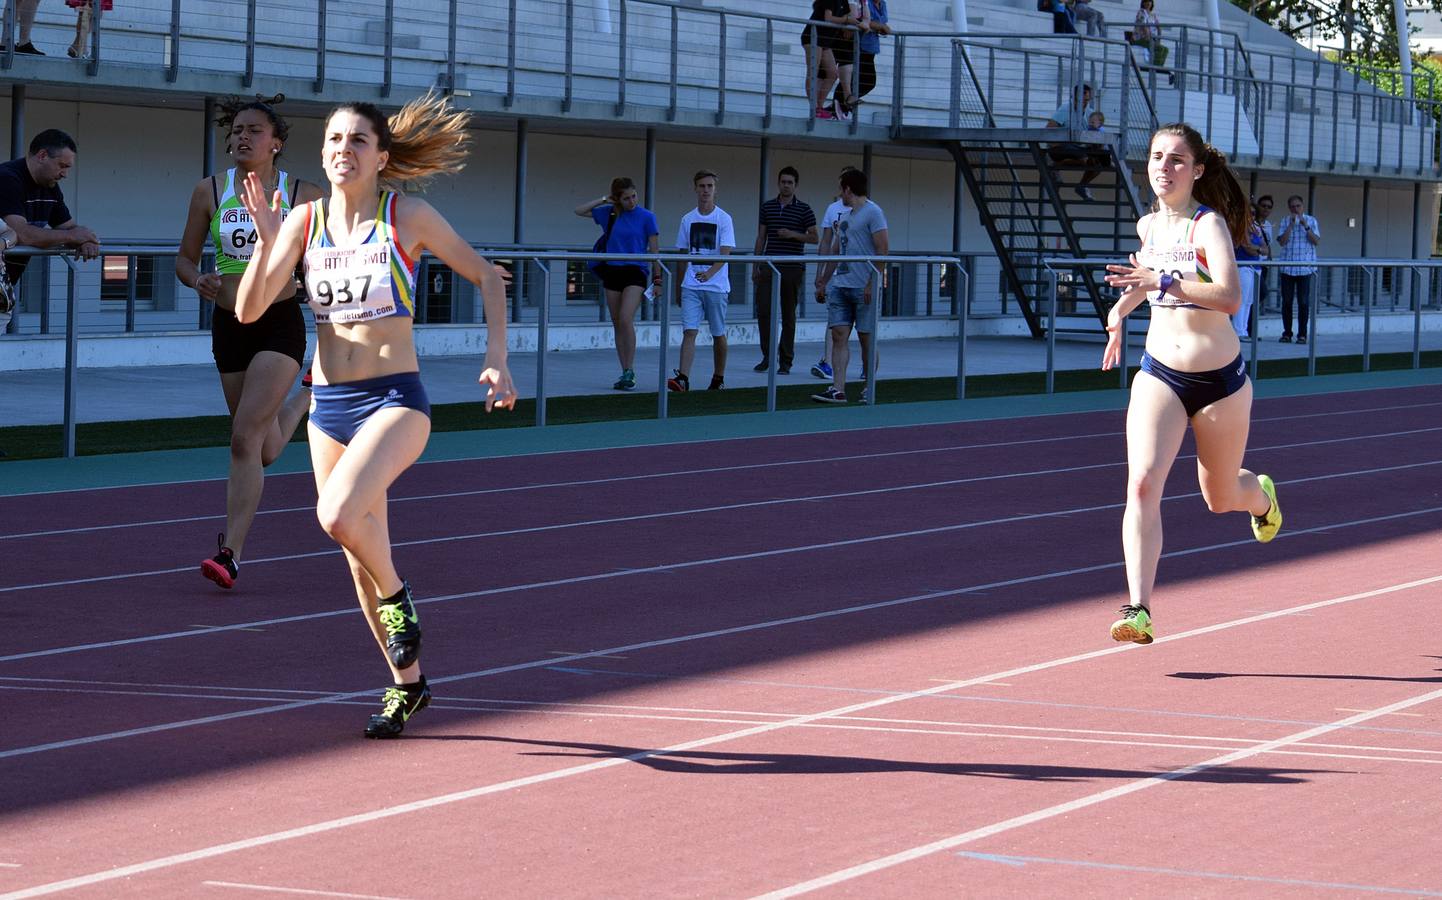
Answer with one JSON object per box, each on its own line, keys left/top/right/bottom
{"left": 216, "top": 94, "right": 290, "bottom": 154}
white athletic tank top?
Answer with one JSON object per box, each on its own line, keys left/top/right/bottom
{"left": 301, "top": 192, "right": 418, "bottom": 325}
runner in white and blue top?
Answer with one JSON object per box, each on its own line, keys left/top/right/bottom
{"left": 235, "top": 93, "right": 516, "bottom": 740}
{"left": 1101, "top": 123, "right": 1282, "bottom": 647}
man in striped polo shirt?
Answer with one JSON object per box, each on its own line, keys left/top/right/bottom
{"left": 752, "top": 166, "right": 818, "bottom": 374}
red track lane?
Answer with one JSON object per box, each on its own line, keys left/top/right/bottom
{"left": 5, "top": 402, "right": 1438, "bottom": 654}
{"left": 6, "top": 536, "right": 1438, "bottom": 898}
{"left": 1, "top": 384, "right": 1439, "bottom": 898}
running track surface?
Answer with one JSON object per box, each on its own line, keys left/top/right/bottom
{"left": 2, "top": 383, "right": 1441, "bottom": 898}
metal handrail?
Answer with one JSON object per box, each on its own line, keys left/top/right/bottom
{"left": 7, "top": 249, "right": 969, "bottom": 456}
{"left": 3, "top": 2, "right": 1432, "bottom": 173}
{"left": 1041, "top": 256, "right": 1438, "bottom": 385}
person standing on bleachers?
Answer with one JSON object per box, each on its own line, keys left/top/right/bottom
{"left": 0, "top": 0, "right": 41, "bottom": 54}
{"left": 802, "top": 0, "right": 865, "bottom": 120}
{"left": 1129, "top": 0, "right": 1168, "bottom": 68}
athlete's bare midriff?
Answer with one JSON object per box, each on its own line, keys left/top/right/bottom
{"left": 1144, "top": 305, "right": 1242, "bottom": 371}
{"left": 212, "top": 272, "right": 299, "bottom": 314}
{"left": 312, "top": 317, "right": 419, "bottom": 385}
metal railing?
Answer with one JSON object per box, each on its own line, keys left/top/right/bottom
{"left": 3, "top": 1, "right": 1437, "bottom": 173}
{"left": 1043, "top": 256, "right": 1441, "bottom": 391}
{"left": 3, "top": 247, "right": 971, "bottom": 456}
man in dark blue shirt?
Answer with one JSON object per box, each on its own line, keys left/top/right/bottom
{"left": 0, "top": 129, "right": 101, "bottom": 290}
{"left": 752, "top": 166, "right": 817, "bottom": 374}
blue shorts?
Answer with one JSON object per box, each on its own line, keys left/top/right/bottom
{"left": 1139, "top": 352, "right": 1247, "bottom": 418}
{"left": 681, "top": 287, "right": 728, "bottom": 337}
{"left": 826, "top": 284, "right": 876, "bottom": 333}
{"left": 309, "top": 371, "right": 431, "bottom": 445}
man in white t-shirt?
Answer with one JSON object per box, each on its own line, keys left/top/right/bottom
{"left": 668, "top": 170, "right": 736, "bottom": 392}
{"left": 810, "top": 165, "right": 858, "bottom": 380}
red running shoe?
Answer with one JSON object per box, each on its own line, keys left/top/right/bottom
{"left": 201, "top": 533, "right": 239, "bottom": 589}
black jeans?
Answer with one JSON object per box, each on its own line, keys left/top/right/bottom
{"left": 756, "top": 263, "right": 804, "bottom": 366}
{"left": 1279, "top": 272, "right": 1313, "bottom": 337}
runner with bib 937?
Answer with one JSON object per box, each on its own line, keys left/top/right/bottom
{"left": 235, "top": 92, "right": 517, "bottom": 738}
{"left": 1100, "top": 123, "right": 1282, "bottom": 647}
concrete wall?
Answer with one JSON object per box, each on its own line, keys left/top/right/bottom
{"left": 0, "top": 95, "right": 1433, "bottom": 343}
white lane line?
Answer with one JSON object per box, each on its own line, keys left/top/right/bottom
{"left": 951, "top": 853, "right": 1442, "bottom": 897}
{"left": 1336, "top": 708, "right": 1425, "bottom": 718}
{"left": 754, "top": 684, "right": 1442, "bottom": 898}
{"left": 201, "top": 882, "right": 409, "bottom": 900}
{"left": 8, "top": 394, "right": 1433, "bottom": 501}
{"left": 6, "top": 518, "right": 1440, "bottom": 762}
{"left": 0, "top": 864, "right": 18, "bottom": 868}
{"left": 2, "top": 413, "right": 1436, "bottom": 543}
{"left": 5, "top": 575, "right": 1439, "bottom": 900}
{"left": 5, "top": 681, "right": 1440, "bottom": 765}
{"left": 4, "top": 458, "right": 1439, "bottom": 665}
{"left": 5, "top": 429, "right": 1438, "bottom": 598}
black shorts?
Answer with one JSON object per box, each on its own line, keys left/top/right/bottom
{"left": 597, "top": 264, "right": 648, "bottom": 294}
{"left": 211, "top": 302, "right": 307, "bottom": 375}
{"left": 800, "top": 23, "right": 853, "bottom": 54}
{"left": 1140, "top": 351, "right": 1247, "bottom": 418}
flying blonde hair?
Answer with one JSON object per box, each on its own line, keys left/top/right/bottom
{"left": 328, "top": 90, "right": 472, "bottom": 187}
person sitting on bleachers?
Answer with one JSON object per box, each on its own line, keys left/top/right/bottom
{"left": 1039, "top": 0, "right": 1077, "bottom": 34}
{"left": 1045, "top": 84, "right": 1105, "bottom": 201}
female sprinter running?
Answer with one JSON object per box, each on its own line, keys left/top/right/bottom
{"left": 1101, "top": 122, "right": 1282, "bottom": 645}
{"left": 177, "top": 97, "right": 322, "bottom": 590}
{"left": 236, "top": 93, "right": 516, "bottom": 737}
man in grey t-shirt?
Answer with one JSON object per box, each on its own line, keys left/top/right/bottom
{"left": 812, "top": 169, "right": 888, "bottom": 404}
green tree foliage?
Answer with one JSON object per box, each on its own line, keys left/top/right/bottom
{"left": 1230, "top": 0, "right": 1442, "bottom": 68}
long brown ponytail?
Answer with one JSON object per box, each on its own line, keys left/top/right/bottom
{"left": 1151, "top": 122, "right": 1252, "bottom": 241}
{"left": 328, "top": 90, "right": 472, "bottom": 187}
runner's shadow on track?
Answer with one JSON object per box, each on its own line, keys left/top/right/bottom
{"left": 413, "top": 736, "right": 1328, "bottom": 784}
{"left": 1170, "top": 671, "right": 1442, "bottom": 683}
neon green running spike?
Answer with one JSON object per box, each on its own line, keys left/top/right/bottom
{"left": 1110, "top": 604, "right": 1154, "bottom": 645}
{"left": 1252, "top": 474, "right": 1282, "bottom": 543}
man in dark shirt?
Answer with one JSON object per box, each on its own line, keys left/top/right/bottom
{"left": 752, "top": 166, "right": 817, "bottom": 374}
{"left": 1, "top": 129, "right": 101, "bottom": 290}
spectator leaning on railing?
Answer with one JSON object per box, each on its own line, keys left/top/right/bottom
{"left": 0, "top": 129, "right": 102, "bottom": 330}
{"left": 830, "top": 0, "right": 889, "bottom": 114}
{"left": 802, "top": 0, "right": 866, "bottom": 120}
{"left": 0, "top": 221, "right": 18, "bottom": 333}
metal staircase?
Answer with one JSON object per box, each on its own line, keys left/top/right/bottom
{"left": 919, "top": 42, "right": 1153, "bottom": 338}
{"left": 950, "top": 138, "right": 1144, "bottom": 337}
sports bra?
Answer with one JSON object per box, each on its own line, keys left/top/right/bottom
{"left": 301, "top": 192, "right": 418, "bottom": 325}
{"left": 210, "top": 168, "right": 294, "bottom": 276}
{"left": 1138, "top": 205, "right": 1213, "bottom": 311}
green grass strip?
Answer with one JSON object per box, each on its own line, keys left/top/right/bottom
{"left": 3, "top": 350, "right": 1437, "bottom": 461}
